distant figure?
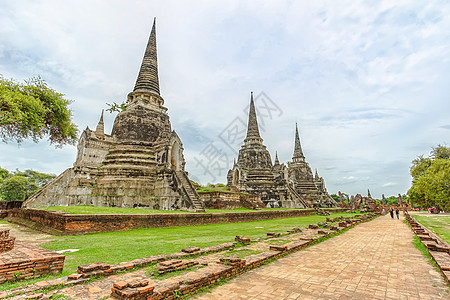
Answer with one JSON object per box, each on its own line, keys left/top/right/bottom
{"left": 395, "top": 208, "right": 400, "bottom": 219}
{"left": 390, "top": 208, "right": 394, "bottom": 219}
{"left": 382, "top": 207, "right": 385, "bottom": 215}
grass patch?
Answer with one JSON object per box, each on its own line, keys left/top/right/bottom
{"left": 49, "top": 294, "right": 70, "bottom": 299}
{"left": 0, "top": 211, "right": 358, "bottom": 290}
{"left": 0, "top": 220, "right": 10, "bottom": 224}
{"left": 196, "top": 185, "right": 233, "bottom": 193}
{"left": 145, "top": 264, "right": 205, "bottom": 280}
{"left": 35, "top": 205, "right": 313, "bottom": 215}
{"left": 264, "top": 239, "right": 292, "bottom": 246}
{"left": 221, "top": 249, "right": 262, "bottom": 258}
{"left": 411, "top": 235, "right": 439, "bottom": 269}
{"left": 412, "top": 214, "right": 450, "bottom": 244}
{"left": 36, "top": 205, "right": 187, "bottom": 215}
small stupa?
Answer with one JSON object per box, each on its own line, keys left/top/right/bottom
{"left": 288, "top": 124, "right": 337, "bottom": 207}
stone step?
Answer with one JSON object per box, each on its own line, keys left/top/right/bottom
{"left": 102, "top": 158, "right": 157, "bottom": 166}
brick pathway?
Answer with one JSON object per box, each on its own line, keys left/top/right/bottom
{"left": 195, "top": 214, "right": 450, "bottom": 300}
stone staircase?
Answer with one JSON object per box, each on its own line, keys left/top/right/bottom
{"left": 295, "top": 181, "right": 323, "bottom": 205}
{"left": 102, "top": 146, "right": 157, "bottom": 170}
{"left": 175, "top": 171, "right": 205, "bottom": 212}
{"left": 287, "top": 184, "right": 309, "bottom": 208}
{"left": 23, "top": 168, "right": 73, "bottom": 207}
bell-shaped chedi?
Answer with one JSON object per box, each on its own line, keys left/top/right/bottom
{"left": 288, "top": 123, "right": 337, "bottom": 208}
{"left": 227, "top": 93, "right": 307, "bottom": 208}
{"left": 24, "top": 18, "right": 205, "bottom": 212}
{"left": 112, "top": 18, "right": 167, "bottom": 145}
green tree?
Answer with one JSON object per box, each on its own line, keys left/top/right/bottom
{"left": 408, "top": 145, "right": 450, "bottom": 211}
{"left": 0, "top": 76, "right": 78, "bottom": 146}
{"left": 15, "top": 169, "right": 55, "bottom": 187}
{"left": 0, "top": 175, "right": 29, "bottom": 201}
{"left": 0, "top": 168, "right": 55, "bottom": 201}
{"left": 0, "top": 167, "right": 9, "bottom": 182}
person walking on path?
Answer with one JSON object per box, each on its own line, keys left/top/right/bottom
{"left": 390, "top": 208, "right": 394, "bottom": 219}
{"left": 395, "top": 208, "right": 400, "bottom": 219}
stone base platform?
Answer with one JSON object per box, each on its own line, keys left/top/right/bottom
{"left": 0, "top": 241, "right": 65, "bottom": 283}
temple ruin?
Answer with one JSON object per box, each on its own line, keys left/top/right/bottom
{"left": 24, "top": 19, "right": 205, "bottom": 212}
{"left": 288, "top": 124, "right": 337, "bottom": 207}
{"left": 227, "top": 94, "right": 337, "bottom": 208}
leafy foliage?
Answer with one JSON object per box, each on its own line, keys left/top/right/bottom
{"left": 383, "top": 195, "right": 407, "bottom": 206}
{"left": 196, "top": 183, "right": 232, "bottom": 193}
{"left": 408, "top": 145, "right": 450, "bottom": 211}
{"left": 0, "top": 167, "right": 55, "bottom": 201}
{"left": 0, "top": 76, "right": 78, "bottom": 146}
{"left": 330, "top": 194, "right": 339, "bottom": 202}
{"left": 106, "top": 99, "right": 128, "bottom": 113}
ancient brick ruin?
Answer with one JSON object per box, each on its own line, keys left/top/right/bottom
{"left": 0, "top": 229, "right": 14, "bottom": 253}
{"left": 23, "top": 19, "right": 205, "bottom": 212}
{"left": 227, "top": 94, "right": 337, "bottom": 208}
{"left": 0, "top": 213, "right": 378, "bottom": 299}
{"left": 0, "top": 229, "right": 64, "bottom": 283}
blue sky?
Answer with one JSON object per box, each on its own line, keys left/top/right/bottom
{"left": 1, "top": 0, "right": 449, "bottom": 198}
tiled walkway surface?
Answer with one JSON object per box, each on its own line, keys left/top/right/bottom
{"left": 195, "top": 214, "right": 449, "bottom": 300}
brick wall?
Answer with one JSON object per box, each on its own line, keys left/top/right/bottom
{"left": 0, "top": 241, "right": 65, "bottom": 283}
{"left": 0, "top": 229, "right": 15, "bottom": 253}
{"left": 7, "top": 208, "right": 347, "bottom": 235}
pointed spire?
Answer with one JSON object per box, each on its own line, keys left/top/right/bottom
{"left": 368, "top": 189, "right": 372, "bottom": 198}
{"left": 274, "top": 151, "right": 280, "bottom": 165}
{"left": 133, "top": 17, "right": 160, "bottom": 96}
{"left": 292, "top": 123, "right": 304, "bottom": 160}
{"left": 315, "top": 169, "right": 319, "bottom": 179}
{"left": 244, "top": 92, "right": 262, "bottom": 143}
{"left": 95, "top": 110, "right": 105, "bottom": 135}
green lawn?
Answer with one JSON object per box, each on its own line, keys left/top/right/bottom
{"left": 412, "top": 214, "right": 450, "bottom": 244}
{"left": 0, "top": 211, "right": 357, "bottom": 290}
{"left": 36, "top": 205, "right": 313, "bottom": 215}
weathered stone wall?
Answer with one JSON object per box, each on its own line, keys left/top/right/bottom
{"left": 6, "top": 208, "right": 347, "bottom": 235}
{"left": 199, "top": 192, "right": 241, "bottom": 209}
{"left": 199, "top": 192, "right": 265, "bottom": 210}
{"left": 74, "top": 129, "right": 113, "bottom": 168}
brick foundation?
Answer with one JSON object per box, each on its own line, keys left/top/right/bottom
{"left": 6, "top": 208, "right": 347, "bottom": 235}
{"left": 0, "top": 241, "right": 65, "bottom": 283}
{"left": 110, "top": 239, "right": 316, "bottom": 300}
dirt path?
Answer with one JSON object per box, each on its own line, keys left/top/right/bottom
{"left": 195, "top": 214, "right": 450, "bottom": 300}
{"left": 0, "top": 221, "right": 54, "bottom": 246}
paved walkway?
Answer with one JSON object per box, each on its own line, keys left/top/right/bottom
{"left": 195, "top": 214, "right": 450, "bottom": 300}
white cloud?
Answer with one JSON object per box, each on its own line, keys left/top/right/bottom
{"left": 1, "top": 0, "right": 449, "bottom": 198}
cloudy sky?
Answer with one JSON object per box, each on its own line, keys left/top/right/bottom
{"left": 1, "top": 0, "right": 449, "bottom": 198}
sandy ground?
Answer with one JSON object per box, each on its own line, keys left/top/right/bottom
{"left": 0, "top": 221, "right": 55, "bottom": 246}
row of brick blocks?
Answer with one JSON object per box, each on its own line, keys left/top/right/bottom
{"left": 110, "top": 240, "right": 313, "bottom": 299}
{"left": 0, "top": 213, "right": 377, "bottom": 299}
{"left": 0, "top": 229, "right": 15, "bottom": 253}
{"left": 109, "top": 214, "right": 377, "bottom": 299}
{"left": 406, "top": 215, "right": 450, "bottom": 283}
